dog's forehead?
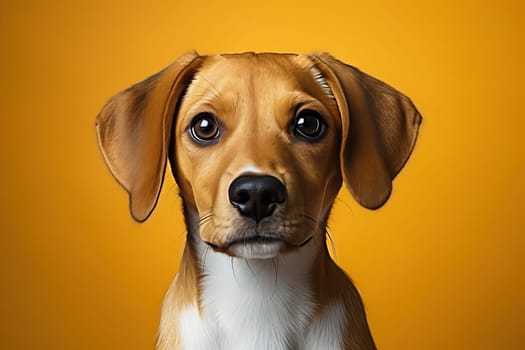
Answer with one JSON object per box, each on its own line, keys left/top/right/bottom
{"left": 193, "top": 53, "right": 330, "bottom": 93}
{"left": 204, "top": 52, "right": 306, "bottom": 73}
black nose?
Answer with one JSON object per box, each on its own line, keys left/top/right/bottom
{"left": 228, "top": 175, "right": 286, "bottom": 222}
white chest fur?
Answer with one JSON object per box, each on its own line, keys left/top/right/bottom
{"left": 177, "top": 241, "right": 346, "bottom": 350}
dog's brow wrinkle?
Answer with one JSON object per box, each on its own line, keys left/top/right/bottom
{"left": 310, "top": 67, "right": 335, "bottom": 99}
{"left": 193, "top": 72, "right": 221, "bottom": 95}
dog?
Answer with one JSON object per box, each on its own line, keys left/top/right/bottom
{"left": 96, "top": 52, "right": 421, "bottom": 350}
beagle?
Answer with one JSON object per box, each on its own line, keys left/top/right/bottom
{"left": 96, "top": 52, "right": 421, "bottom": 350}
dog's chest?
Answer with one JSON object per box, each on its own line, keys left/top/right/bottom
{"left": 177, "top": 247, "right": 346, "bottom": 350}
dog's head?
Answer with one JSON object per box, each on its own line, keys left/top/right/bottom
{"left": 96, "top": 52, "right": 421, "bottom": 259}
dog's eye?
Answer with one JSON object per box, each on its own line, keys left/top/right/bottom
{"left": 189, "top": 113, "right": 220, "bottom": 143}
{"left": 293, "top": 110, "right": 326, "bottom": 141}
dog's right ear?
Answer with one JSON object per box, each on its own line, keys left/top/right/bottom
{"left": 95, "top": 53, "right": 202, "bottom": 222}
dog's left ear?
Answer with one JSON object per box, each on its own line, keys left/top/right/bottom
{"left": 311, "top": 53, "right": 422, "bottom": 209}
{"left": 96, "top": 53, "right": 202, "bottom": 222}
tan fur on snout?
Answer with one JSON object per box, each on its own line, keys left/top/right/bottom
{"left": 96, "top": 52, "right": 422, "bottom": 350}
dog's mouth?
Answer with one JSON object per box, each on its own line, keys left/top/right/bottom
{"left": 205, "top": 234, "right": 313, "bottom": 259}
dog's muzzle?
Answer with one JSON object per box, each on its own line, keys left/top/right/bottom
{"left": 205, "top": 175, "right": 312, "bottom": 259}
{"left": 228, "top": 175, "right": 286, "bottom": 222}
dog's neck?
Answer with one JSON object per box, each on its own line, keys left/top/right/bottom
{"left": 193, "top": 239, "right": 319, "bottom": 349}
{"left": 175, "top": 207, "right": 344, "bottom": 350}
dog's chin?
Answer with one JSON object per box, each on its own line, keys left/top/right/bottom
{"left": 228, "top": 239, "right": 286, "bottom": 259}
{"left": 207, "top": 235, "right": 314, "bottom": 260}
{"left": 201, "top": 219, "right": 316, "bottom": 259}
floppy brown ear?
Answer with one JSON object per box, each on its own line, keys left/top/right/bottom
{"left": 95, "top": 53, "right": 202, "bottom": 222}
{"left": 312, "top": 53, "right": 422, "bottom": 209}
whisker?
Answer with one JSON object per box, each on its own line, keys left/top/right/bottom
{"left": 197, "top": 211, "right": 214, "bottom": 237}
{"left": 244, "top": 259, "right": 256, "bottom": 277}
{"left": 301, "top": 212, "right": 338, "bottom": 258}
{"left": 198, "top": 211, "right": 214, "bottom": 225}
{"left": 334, "top": 196, "right": 355, "bottom": 218}
{"left": 301, "top": 213, "right": 326, "bottom": 230}
{"left": 271, "top": 257, "right": 279, "bottom": 298}
{"left": 200, "top": 245, "right": 211, "bottom": 271}
{"left": 326, "top": 225, "right": 337, "bottom": 261}
{"left": 231, "top": 256, "right": 242, "bottom": 288}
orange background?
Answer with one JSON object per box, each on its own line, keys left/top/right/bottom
{"left": 1, "top": 0, "right": 523, "bottom": 349}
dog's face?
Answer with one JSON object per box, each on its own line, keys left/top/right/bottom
{"left": 173, "top": 54, "right": 342, "bottom": 258}
{"left": 95, "top": 52, "right": 421, "bottom": 259}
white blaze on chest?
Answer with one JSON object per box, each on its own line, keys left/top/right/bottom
{"left": 177, "top": 239, "right": 346, "bottom": 350}
{"left": 305, "top": 299, "right": 346, "bottom": 350}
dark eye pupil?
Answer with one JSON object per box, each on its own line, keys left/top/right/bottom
{"left": 294, "top": 110, "right": 325, "bottom": 140}
{"left": 197, "top": 119, "right": 214, "bottom": 136}
{"left": 190, "top": 113, "right": 220, "bottom": 142}
{"left": 297, "top": 116, "right": 321, "bottom": 136}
